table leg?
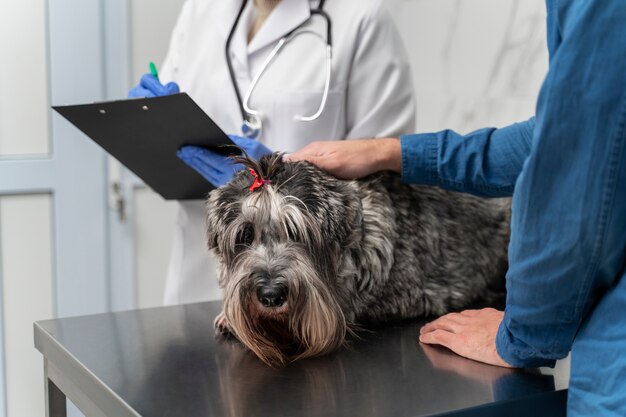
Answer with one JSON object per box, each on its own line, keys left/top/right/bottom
{"left": 46, "top": 377, "right": 67, "bottom": 417}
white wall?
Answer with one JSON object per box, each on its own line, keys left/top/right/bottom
{"left": 388, "top": 0, "right": 548, "bottom": 132}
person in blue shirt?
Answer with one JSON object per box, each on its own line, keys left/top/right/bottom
{"left": 284, "top": 1, "right": 626, "bottom": 415}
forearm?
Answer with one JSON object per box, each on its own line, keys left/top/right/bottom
{"left": 373, "top": 137, "right": 402, "bottom": 173}
{"left": 400, "top": 118, "right": 534, "bottom": 197}
{"left": 287, "top": 119, "right": 533, "bottom": 183}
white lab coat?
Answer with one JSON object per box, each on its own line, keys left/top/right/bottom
{"left": 160, "top": 0, "right": 416, "bottom": 305}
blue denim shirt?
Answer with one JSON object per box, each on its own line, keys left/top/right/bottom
{"left": 401, "top": 1, "right": 626, "bottom": 414}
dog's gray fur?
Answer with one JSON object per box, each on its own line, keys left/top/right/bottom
{"left": 206, "top": 153, "right": 510, "bottom": 366}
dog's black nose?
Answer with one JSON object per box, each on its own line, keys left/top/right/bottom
{"left": 256, "top": 284, "right": 287, "bottom": 308}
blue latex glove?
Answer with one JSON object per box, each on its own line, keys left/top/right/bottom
{"left": 177, "top": 135, "right": 272, "bottom": 187}
{"left": 128, "top": 73, "right": 180, "bottom": 98}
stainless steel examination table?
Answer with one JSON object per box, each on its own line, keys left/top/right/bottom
{"left": 34, "top": 301, "right": 569, "bottom": 417}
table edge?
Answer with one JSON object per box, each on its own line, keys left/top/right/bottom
{"left": 34, "top": 321, "right": 141, "bottom": 417}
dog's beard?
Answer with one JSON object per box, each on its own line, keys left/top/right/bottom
{"left": 222, "top": 253, "right": 347, "bottom": 366}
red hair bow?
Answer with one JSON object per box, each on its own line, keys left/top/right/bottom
{"left": 249, "top": 169, "right": 272, "bottom": 192}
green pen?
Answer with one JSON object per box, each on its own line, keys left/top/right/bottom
{"left": 149, "top": 61, "right": 159, "bottom": 81}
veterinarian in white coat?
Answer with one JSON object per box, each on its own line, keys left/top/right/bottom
{"left": 133, "top": 0, "right": 416, "bottom": 305}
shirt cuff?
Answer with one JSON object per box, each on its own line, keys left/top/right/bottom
{"left": 496, "top": 320, "right": 557, "bottom": 368}
{"left": 400, "top": 133, "right": 439, "bottom": 185}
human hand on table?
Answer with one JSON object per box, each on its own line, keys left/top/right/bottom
{"left": 284, "top": 138, "right": 402, "bottom": 180}
{"left": 419, "top": 308, "right": 513, "bottom": 368}
{"left": 421, "top": 343, "right": 515, "bottom": 385}
{"left": 128, "top": 73, "right": 180, "bottom": 98}
{"left": 177, "top": 134, "right": 272, "bottom": 187}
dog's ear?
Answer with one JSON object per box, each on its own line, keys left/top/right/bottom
{"left": 276, "top": 159, "right": 364, "bottom": 249}
{"left": 205, "top": 174, "right": 250, "bottom": 254}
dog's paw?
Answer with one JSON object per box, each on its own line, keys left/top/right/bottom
{"left": 214, "top": 312, "right": 232, "bottom": 335}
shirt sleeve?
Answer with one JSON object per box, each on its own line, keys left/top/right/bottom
{"left": 400, "top": 118, "right": 534, "bottom": 197}
{"left": 496, "top": 0, "right": 626, "bottom": 368}
{"left": 344, "top": 0, "right": 416, "bottom": 138}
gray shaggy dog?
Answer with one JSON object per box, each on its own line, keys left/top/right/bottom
{"left": 206, "top": 152, "right": 510, "bottom": 366}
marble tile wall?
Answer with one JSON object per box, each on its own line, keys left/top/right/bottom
{"left": 387, "top": 0, "right": 549, "bottom": 133}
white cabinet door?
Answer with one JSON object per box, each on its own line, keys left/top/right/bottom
{"left": 0, "top": 1, "right": 110, "bottom": 415}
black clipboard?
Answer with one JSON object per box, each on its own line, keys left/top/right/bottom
{"left": 53, "top": 93, "right": 236, "bottom": 200}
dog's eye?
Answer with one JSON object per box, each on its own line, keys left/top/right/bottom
{"left": 236, "top": 224, "right": 255, "bottom": 248}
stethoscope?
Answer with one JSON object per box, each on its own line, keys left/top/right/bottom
{"left": 225, "top": 0, "right": 333, "bottom": 139}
